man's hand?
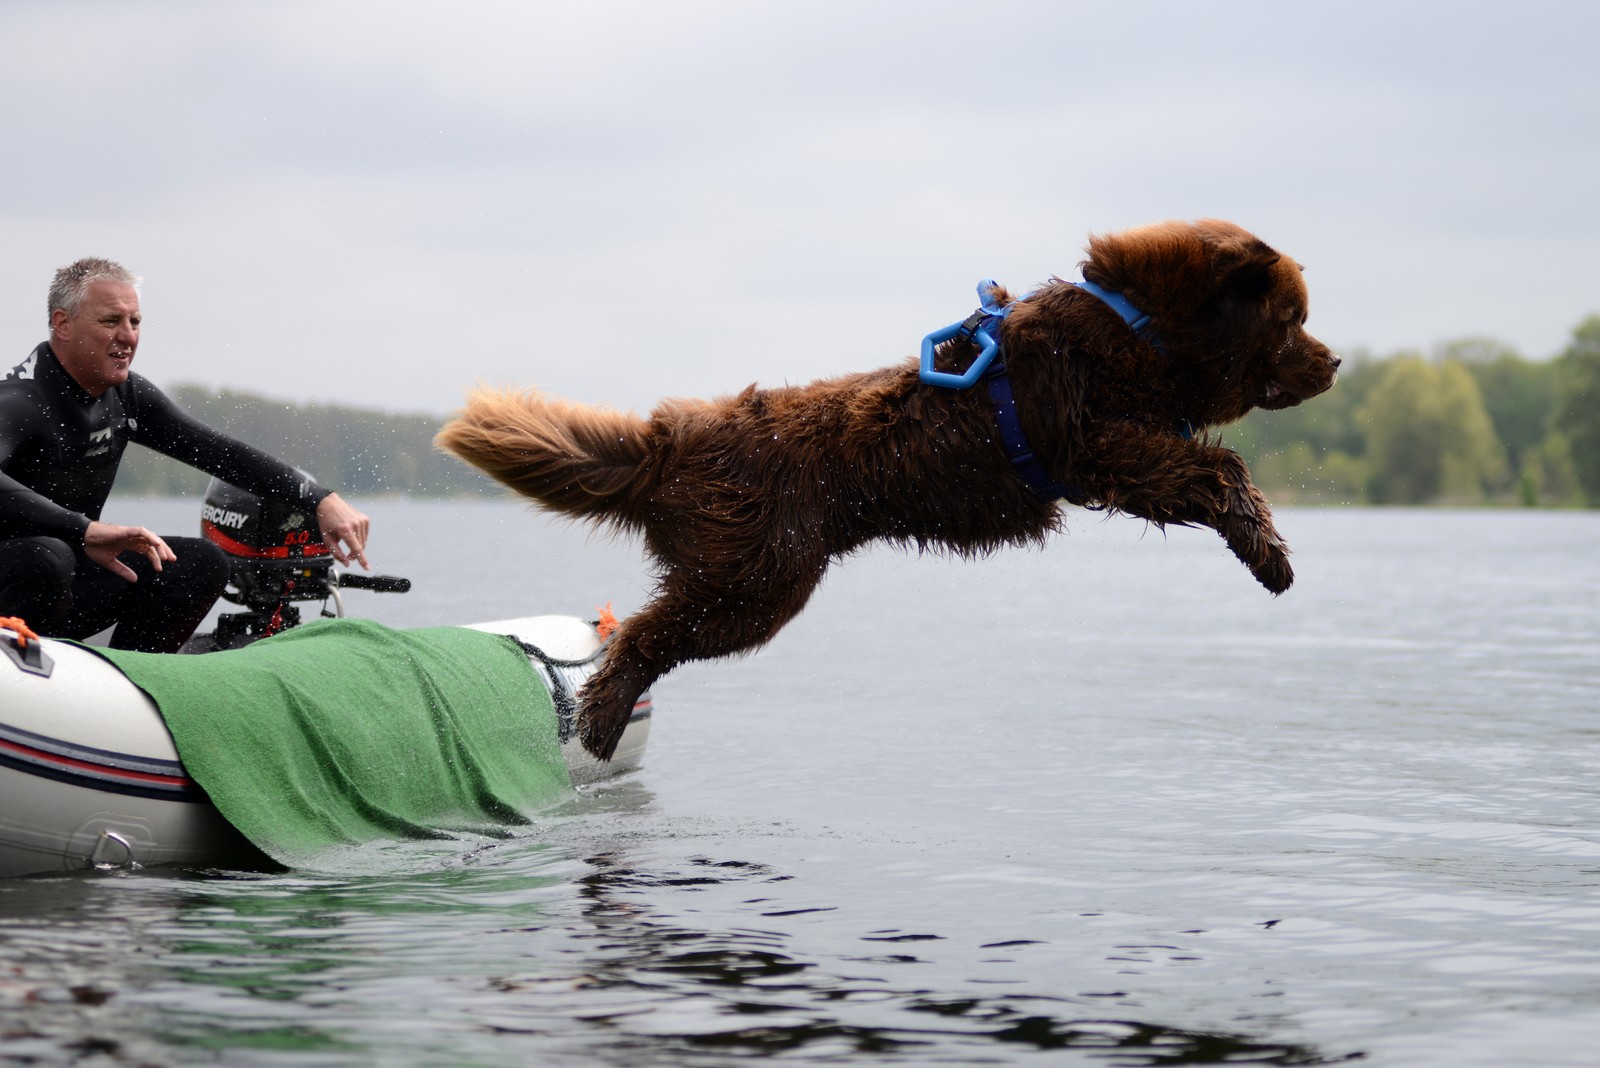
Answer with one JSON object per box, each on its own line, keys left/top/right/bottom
{"left": 84, "top": 521, "right": 176, "bottom": 582}
{"left": 317, "top": 493, "right": 371, "bottom": 569}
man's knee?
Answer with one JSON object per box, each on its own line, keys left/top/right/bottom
{"left": 0, "top": 536, "right": 78, "bottom": 624}
{"left": 154, "top": 536, "right": 229, "bottom": 607}
{"left": 0, "top": 536, "right": 77, "bottom": 586}
{"left": 103, "top": 537, "right": 232, "bottom": 653}
{"left": 189, "top": 537, "right": 229, "bottom": 595}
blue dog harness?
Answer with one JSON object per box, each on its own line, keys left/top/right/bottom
{"left": 918, "top": 279, "right": 1170, "bottom": 502}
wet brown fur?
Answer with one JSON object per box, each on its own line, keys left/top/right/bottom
{"left": 436, "top": 219, "right": 1340, "bottom": 759}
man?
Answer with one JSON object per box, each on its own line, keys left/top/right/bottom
{"left": 0, "top": 257, "right": 371, "bottom": 652}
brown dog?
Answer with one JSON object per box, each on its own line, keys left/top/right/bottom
{"left": 437, "top": 219, "right": 1339, "bottom": 758}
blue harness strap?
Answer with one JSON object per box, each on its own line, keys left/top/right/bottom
{"left": 983, "top": 357, "right": 1083, "bottom": 502}
{"left": 918, "top": 278, "right": 1178, "bottom": 503}
{"left": 1074, "top": 279, "right": 1157, "bottom": 342}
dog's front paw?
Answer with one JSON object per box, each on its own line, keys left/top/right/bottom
{"left": 1222, "top": 525, "right": 1293, "bottom": 594}
{"left": 1251, "top": 534, "right": 1294, "bottom": 595}
{"left": 1215, "top": 460, "right": 1293, "bottom": 594}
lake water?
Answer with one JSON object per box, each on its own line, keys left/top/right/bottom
{"left": 3, "top": 498, "right": 1598, "bottom": 1067}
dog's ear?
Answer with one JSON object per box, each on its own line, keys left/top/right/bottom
{"left": 1219, "top": 242, "right": 1282, "bottom": 302}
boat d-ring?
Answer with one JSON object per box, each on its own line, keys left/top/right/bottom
{"left": 1, "top": 628, "right": 53, "bottom": 677}
{"left": 89, "top": 830, "right": 135, "bottom": 870}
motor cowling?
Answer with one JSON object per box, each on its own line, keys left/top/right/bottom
{"left": 200, "top": 476, "right": 329, "bottom": 565}
{"left": 190, "top": 477, "right": 408, "bottom": 652}
{"left": 196, "top": 477, "right": 336, "bottom": 647}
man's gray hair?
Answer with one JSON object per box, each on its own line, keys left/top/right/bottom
{"left": 48, "top": 257, "right": 141, "bottom": 323}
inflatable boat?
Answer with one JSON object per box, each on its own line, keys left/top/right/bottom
{"left": 0, "top": 616, "right": 650, "bottom": 879}
{"left": 0, "top": 480, "right": 650, "bottom": 879}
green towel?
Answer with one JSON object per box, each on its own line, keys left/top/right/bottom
{"left": 89, "top": 619, "right": 568, "bottom": 866}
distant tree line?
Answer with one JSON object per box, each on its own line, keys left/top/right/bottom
{"left": 116, "top": 315, "right": 1600, "bottom": 508}
{"left": 115, "top": 386, "right": 496, "bottom": 498}
{"left": 1233, "top": 314, "right": 1600, "bottom": 507}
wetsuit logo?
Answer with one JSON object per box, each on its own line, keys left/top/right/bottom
{"left": 6, "top": 353, "right": 36, "bottom": 381}
{"left": 84, "top": 427, "right": 114, "bottom": 459}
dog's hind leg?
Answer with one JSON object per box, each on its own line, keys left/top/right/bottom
{"left": 575, "top": 620, "right": 665, "bottom": 761}
{"left": 577, "top": 559, "right": 829, "bottom": 759}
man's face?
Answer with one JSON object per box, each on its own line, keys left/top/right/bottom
{"left": 51, "top": 280, "right": 141, "bottom": 396}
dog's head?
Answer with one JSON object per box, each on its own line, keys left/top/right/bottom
{"left": 1081, "top": 219, "right": 1339, "bottom": 426}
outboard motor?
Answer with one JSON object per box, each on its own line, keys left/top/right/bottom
{"left": 189, "top": 476, "right": 410, "bottom": 651}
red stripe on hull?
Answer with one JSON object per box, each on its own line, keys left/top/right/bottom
{"left": 0, "top": 737, "right": 195, "bottom": 789}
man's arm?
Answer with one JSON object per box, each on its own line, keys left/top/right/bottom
{"left": 0, "top": 472, "right": 90, "bottom": 542}
{"left": 131, "top": 378, "right": 371, "bottom": 567}
{"left": 0, "top": 390, "right": 93, "bottom": 542}
{"left": 0, "top": 386, "right": 180, "bottom": 582}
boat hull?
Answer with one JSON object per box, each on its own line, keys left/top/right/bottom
{"left": 0, "top": 616, "right": 648, "bottom": 878}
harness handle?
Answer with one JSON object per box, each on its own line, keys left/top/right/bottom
{"left": 919, "top": 279, "right": 1012, "bottom": 389}
{"left": 919, "top": 318, "right": 1001, "bottom": 388}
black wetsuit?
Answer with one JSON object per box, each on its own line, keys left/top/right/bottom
{"left": 0, "top": 342, "right": 329, "bottom": 651}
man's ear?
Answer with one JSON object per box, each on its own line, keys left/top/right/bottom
{"left": 49, "top": 308, "right": 71, "bottom": 341}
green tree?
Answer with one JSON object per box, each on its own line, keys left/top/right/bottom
{"left": 1233, "top": 350, "right": 1385, "bottom": 503}
{"left": 1519, "top": 430, "right": 1582, "bottom": 507}
{"left": 1359, "top": 355, "right": 1507, "bottom": 504}
{"left": 1443, "top": 339, "right": 1556, "bottom": 490}
{"left": 1552, "top": 315, "right": 1600, "bottom": 506}
{"left": 113, "top": 386, "right": 496, "bottom": 499}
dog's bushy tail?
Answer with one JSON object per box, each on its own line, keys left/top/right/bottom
{"left": 435, "top": 387, "right": 655, "bottom": 527}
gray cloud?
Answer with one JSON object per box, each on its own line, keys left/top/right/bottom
{"left": 2, "top": 0, "right": 1595, "bottom": 416}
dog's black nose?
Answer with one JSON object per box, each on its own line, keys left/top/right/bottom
{"left": 1329, "top": 352, "right": 1343, "bottom": 370}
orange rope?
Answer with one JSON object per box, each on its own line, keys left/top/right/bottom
{"left": 0, "top": 616, "right": 40, "bottom": 648}
{"left": 595, "top": 603, "right": 620, "bottom": 641}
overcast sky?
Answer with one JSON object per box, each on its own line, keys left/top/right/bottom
{"left": 2, "top": 0, "right": 1595, "bottom": 417}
